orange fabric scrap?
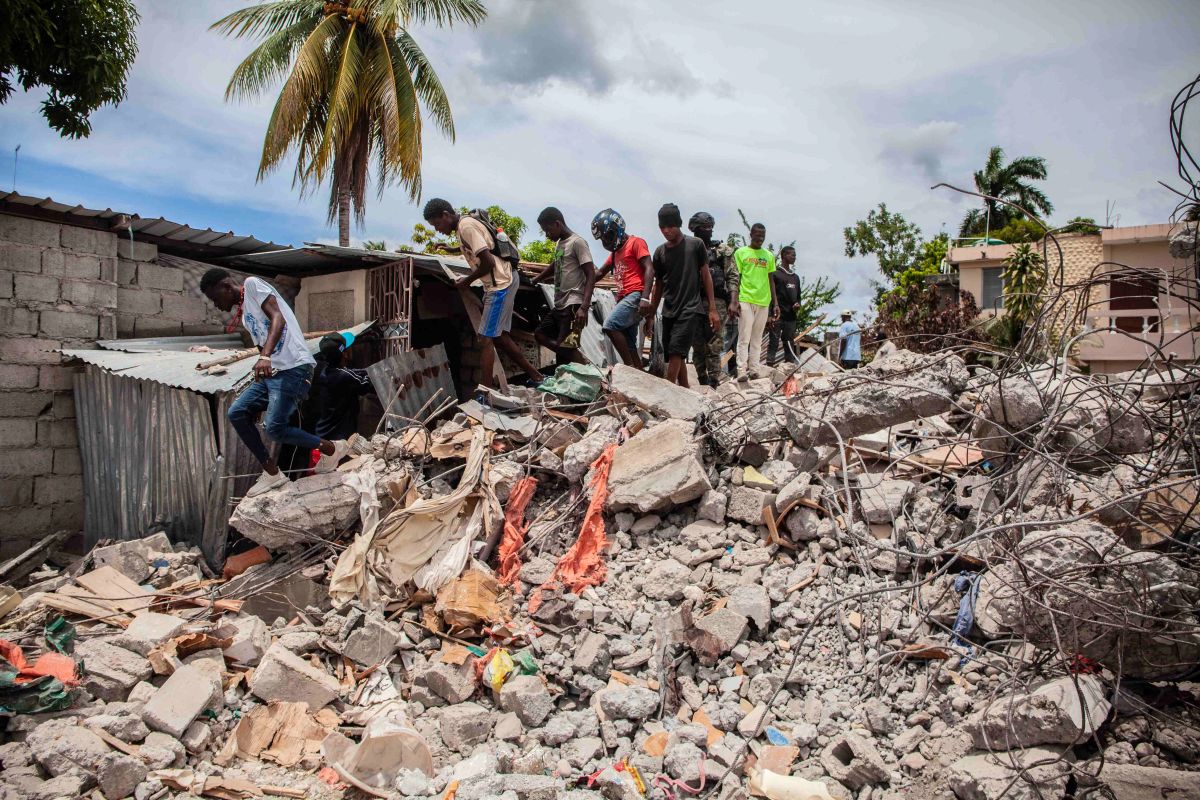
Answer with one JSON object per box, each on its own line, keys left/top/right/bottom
{"left": 0, "top": 640, "right": 80, "bottom": 686}
{"left": 497, "top": 476, "right": 538, "bottom": 586}
{"left": 528, "top": 445, "right": 616, "bottom": 615}
{"left": 780, "top": 374, "right": 800, "bottom": 397}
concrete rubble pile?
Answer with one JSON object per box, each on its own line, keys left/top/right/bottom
{"left": 2, "top": 348, "right": 1199, "bottom": 800}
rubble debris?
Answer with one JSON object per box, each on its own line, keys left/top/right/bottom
{"left": 965, "top": 675, "right": 1110, "bottom": 749}
{"left": 609, "top": 364, "right": 713, "bottom": 420}
{"left": 142, "top": 663, "right": 217, "bottom": 738}
{"left": 606, "top": 420, "right": 711, "bottom": 512}
{"left": 819, "top": 732, "right": 888, "bottom": 789}
{"left": 249, "top": 643, "right": 341, "bottom": 707}
{"left": 946, "top": 746, "right": 1073, "bottom": 800}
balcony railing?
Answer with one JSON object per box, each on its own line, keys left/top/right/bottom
{"left": 1077, "top": 311, "right": 1199, "bottom": 361}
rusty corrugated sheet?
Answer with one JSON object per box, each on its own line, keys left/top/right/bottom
{"left": 366, "top": 344, "right": 456, "bottom": 429}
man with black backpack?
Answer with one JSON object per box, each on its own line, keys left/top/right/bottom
{"left": 688, "top": 212, "right": 739, "bottom": 387}
{"left": 423, "top": 199, "right": 545, "bottom": 401}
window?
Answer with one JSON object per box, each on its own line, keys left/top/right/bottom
{"left": 981, "top": 267, "right": 1004, "bottom": 310}
{"left": 1109, "top": 272, "right": 1161, "bottom": 334}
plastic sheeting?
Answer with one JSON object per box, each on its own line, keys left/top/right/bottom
{"left": 328, "top": 427, "right": 491, "bottom": 607}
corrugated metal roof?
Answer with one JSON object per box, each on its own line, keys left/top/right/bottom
{"left": 64, "top": 321, "right": 375, "bottom": 394}
{"left": 221, "top": 243, "right": 471, "bottom": 277}
{"left": 0, "top": 191, "right": 285, "bottom": 257}
{"left": 97, "top": 333, "right": 246, "bottom": 353}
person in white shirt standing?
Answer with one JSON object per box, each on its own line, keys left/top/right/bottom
{"left": 201, "top": 269, "right": 349, "bottom": 496}
{"left": 838, "top": 309, "right": 862, "bottom": 369}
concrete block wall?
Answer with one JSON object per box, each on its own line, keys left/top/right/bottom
{"left": 0, "top": 214, "right": 118, "bottom": 555}
{"left": 0, "top": 213, "right": 238, "bottom": 556}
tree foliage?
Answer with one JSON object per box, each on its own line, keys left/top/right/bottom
{"left": 212, "top": 0, "right": 485, "bottom": 244}
{"left": 792, "top": 276, "right": 841, "bottom": 330}
{"left": 363, "top": 239, "right": 388, "bottom": 250}
{"left": 1001, "top": 243, "right": 1047, "bottom": 328}
{"left": 987, "top": 217, "right": 1046, "bottom": 244}
{"left": 843, "top": 203, "right": 922, "bottom": 285}
{"left": 1061, "top": 216, "right": 1100, "bottom": 235}
{"left": 874, "top": 284, "right": 984, "bottom": 354}
{"left": 0, "top": 0, "right": 139, "bottom": 138}
{"left": 519, "top": 238, "right": 555, "bottom": 264}
{"left": 959, "top": 146, "right": 1053, "bottom": 236}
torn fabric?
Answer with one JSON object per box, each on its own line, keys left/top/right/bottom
{"left": 497, "top": 476, "right": 538, "bottom": 586}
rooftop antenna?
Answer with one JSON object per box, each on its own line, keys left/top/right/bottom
{"left": 1105, "top": 200, "right": 1120, "bottom": 228}
{"left": 11, "top": 144, "right": 19, "bottom": 192}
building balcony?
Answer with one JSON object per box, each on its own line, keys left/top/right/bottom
{"left": 1075, "top": 310, "right": 1200, "bottom": 362}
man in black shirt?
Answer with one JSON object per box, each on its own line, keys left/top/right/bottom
{"left": 647, "top": 203, "right": 721, "bottom": 388}
{"left": 768, "top": 245, "right": 803, "bottom": 365}
{"left": 309, "top": 333, "right": 375, "bottom": 440}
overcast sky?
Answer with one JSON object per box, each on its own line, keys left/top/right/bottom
{"left": 2, "top": 0, "right": 1197, "bottom": 312}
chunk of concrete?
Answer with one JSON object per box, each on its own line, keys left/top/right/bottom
{"left": 91, "top": 532, "right": 173, "bottom": 582}
{"left": 440, "top": 702, "right": 495, "bottom": 752}
{"left": 965, "top": 675, "right": 1110, "bottom": 749}
{"left": 819, "top": 733, "right": 888, "bottom": 790}
{"left": 857, "top": 477, "right": 915, "bottom": 523}
{"left": 946, "top": 746, "right": 1072, "bottom": 800}
{"left": 697, "top": 490, "right": 727, "bottom": 523}
{"left": 609, "top": 364, "right": 713, "bottom": 421}
{"left": 597, "top": 686, "right": 659, "bottom": 721}
{"left": 112, "top": 612, "right": 188, "bottom": 656}
{"left": 248, "top": 643, "right": 340, "bottom": 708}
{"left": 342, "top": 612, "right": 402, "bottom": 667}
{"left": 1086, "top": 762, "right": 1200, "bottom": 800}
{"left": 230, "top": 469, "right": 360, "bottom": 550}
{"left": 606, "top": 420, "right": 711, "bottom": 513}
{"left": 96, "top": 751, "right": 148, "bottom": 800}
{"left": 75, "top": 639, "right": 153, "bottom": 702}
{"left": 572, "top": 632, "right": 612, "bottom": 679}
{"left": 689, "top": 608, "right": 749, "bottom": 665}
{"left": 141, "top": 664, "right": 212, "bottom": 738}
{"left": 423, "top": 658, "right": 477, "bottom": 704}
{"left": 498, "top": 675, "right": 554, "bottom": 727}
{"left": 726, "top": 485, "right": 773, "bottom": 526}
{"left": 214, "top": 614, "right": 271, "bottom": 666}
{"left": 727, "top": 584, "right": 771, "bottom": 631}
{"left": 26, "top": 720, "right": 111, "bottom": 776}
{"left": 563, "top": 416, "right": 622, "bottom": 482}
{"left": 643, "top": 558, "right": 692, "bottom": 601}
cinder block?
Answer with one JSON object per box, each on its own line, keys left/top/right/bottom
{"left": 249, "top": 643, "right": 340, "bottom": 707}
{"left": 99, "top": 256, "right": 116, "bottom": 283}
{"left": 136, "top": 263, "right": 184, "bottom": 292}
{"left": 0, "top": 363, "right": 39, "bottom": 389}
{"left": 61, "top": 225, "right": 118, "bottom": 257}
{"left": 182, "top": 322, "right": 225, "bottom": 336}
{"left": 2, "top": 506, "right": 53, "bottom": 537}
{"left": 0, "top": 476, "right": 33, "bottom": 507}
{"left": 0, "top": 271, "right": 13, "bottom": 299}
{"left": 40, "top": 249, "right": 62, "bottom": 274}
{"left": 0, "top": 337, "right": 62, "bottom": 365}
{"left": 53, "top": 392, "right": 75, "bottom": 419}
{"left": 38, "top": 418, "right": 76, "bottom": 447}
{"left": 13, "top": 272, "right": 59, "bottom": 302}
{"left": 0, "top": 418, "right": 37, "bottom": 447}
{"left": 142, "top": 664, "right": 212, "bottom": 738}
{"left": 61, "top": 280, "right": 117, "bottom": 309}
{"left": 98, "top": 313, "right": 116, "bottom": 339}
{"left": 0, "top": 215, "right": 61, "bottom": 247}
{"left": 133, "top": 317, "right": 182, "bottom": 337}
{"left": 0, "top": 241, "right": 42, "bottom": 273}
{"left": 0, "top": 390, "right": 52, "bottom": 416}
{"left": 40, "top": 308, "right": 97, "bottom": 338}
{"left": 45, "top": 252, "right": 101, "bottom": 280}
{"left": 160, "top": 293, "right": 207, "bottom": 323}
{"left": 117, "top": 239, "right": 157, "bottom": 261}
{"left": 117, "top": 287, "right": 162, "bottom": 315}
{"left": 0, "top": 306, "right": 38, "bottom": 334}
{"left": 50, "top": 500, "right": 83, "bottom": 529}
{"left": 114, "top": 612, "right": 189, "bottom": 656}
{"left": 117, "top": 314, "right": 135, "bottom": 336}
{"left": 35, "top": 474, "right": 82, "bottom": 505}
{"left": 53, "top": 448, "right": 82, "bottom": 475}
{"left": 38, "top": 365, "right": 78, "bottom": 391}
{"left": 0, "top": 448, "right": 53, "bottom": 476}
{"left": 117, "top": 258, "right": 138, "bottom": 286}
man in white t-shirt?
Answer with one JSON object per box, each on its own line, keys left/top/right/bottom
{"left": 201, "top": 269, "right": 350, "bottom": 496}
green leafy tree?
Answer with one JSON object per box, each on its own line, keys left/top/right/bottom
{"left": 1001, "top": 243, "right": 1047, "bottom": 329}
{"left": 987, "top": 218, "right": 1046, "bottom": 244}
{"left": 363, "top": 239, "right": 388, "bottom": 250}
{"left": 959, "top": 146, "right": 1053, "bottom": 236}
{"left": 212, "top": 0, "right": 486, "bottom": 247}
{"left": 793, "top": 276, "right": 841, "bottom": 330}
{"left": 1061, "top": 216, "right": 1100, "bottom": 235}
{"left": 844, "top": 203, "right": 922, "bottom": 304}
{"left": 409, "top": 204, "right": 526, "bottom": 254}
{"left": 0, "top": 0, "right": 139, "bottom": 138}
{"left": 520, "top": 238, "right": 555, "bottom": 264}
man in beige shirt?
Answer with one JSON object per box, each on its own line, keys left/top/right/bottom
{"left": 423, "top": 199, "right": 544, "bottom": 401}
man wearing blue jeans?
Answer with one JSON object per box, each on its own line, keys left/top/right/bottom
{"left": 591, "top": 209, "right": 653, "bottom": 368}
{"left": 201, "top": 269, "right": 349, "bottom": 497}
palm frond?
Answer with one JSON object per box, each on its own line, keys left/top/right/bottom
{"left": 393, "top": 28, "right": 454, "bottom": 139}
{"left": 374, "top": 0, "right": 487, "bottom": 28}
{"left": 224, "top": 17, "right": 314, "bottom": 101}
{"left": 211, "top": 0, "right": 322, "bottom": 38}
{"left": 315, "top": 21, "right": 366, "bottom": 175}
{"left": 1003, "top": 155, "right": 1048, "bottom": 181}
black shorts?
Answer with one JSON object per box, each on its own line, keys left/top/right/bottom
{"left": 536, "top": 304, "right": 580, "bottom": 347}
{"left": 662, "top": 314, "right": 701, "bottom": 357}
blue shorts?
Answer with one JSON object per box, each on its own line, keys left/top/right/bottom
{"left": 602, "top": 291, "right": 643, "bottom": 349}
{"left": 478, "top": 284, "right": 517, "bottom": 339}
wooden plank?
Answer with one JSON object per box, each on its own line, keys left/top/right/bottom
{"left": 40, "top": 589, "right": 131, "bottom": 627}
{"left": 76, "top": 565, "right": 154, "bottom": 612}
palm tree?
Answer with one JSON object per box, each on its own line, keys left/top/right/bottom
{"left": 959, "top": 146, "right": 1054, "bottom": 237}
{"left": 212, "top": 0, "right": 486, "bottom": 246}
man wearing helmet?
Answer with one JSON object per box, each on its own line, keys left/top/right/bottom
{"left": 687, "top": 212, "right": 739, "bottom": 387}
{"left": 591, "top": 208, "right": 654, "bottom": 367}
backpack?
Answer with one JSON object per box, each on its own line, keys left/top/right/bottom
{"left": 466, "top": 209, "right": 521, "bottom": 268}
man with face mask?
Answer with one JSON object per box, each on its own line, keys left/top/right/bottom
{"left": 687, "top": 212, "right": 739, "bottom": 387}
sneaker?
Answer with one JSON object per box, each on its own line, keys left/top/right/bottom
{"left": 246, "top": 469, "right": 288, "bottom": 497}
{"left": 314, "top": 440, "right": 351, "bottom": 474}
{"left": 736, "top": 372, "right": 750, "bottom": 383}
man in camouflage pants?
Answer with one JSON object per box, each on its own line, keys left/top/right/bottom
{"left": 688, "top": 212, "right": 739, "bottom": 388}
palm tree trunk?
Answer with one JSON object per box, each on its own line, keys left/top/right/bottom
{"left": 338, "top": 190, "right": 350, "bottom": 247}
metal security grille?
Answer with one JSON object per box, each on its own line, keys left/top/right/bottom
{"left": 367, "top": 257, "right": 414, "bottom": 356}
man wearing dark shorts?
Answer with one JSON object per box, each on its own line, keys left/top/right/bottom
{"left": 592, "top": 208, "right": 653, "bottom": 368}
{"left": 533, "top": 207, "right": 595, "bottom": 366}
{"left": 648, "top": 203, "right": 721, "bottom": 388}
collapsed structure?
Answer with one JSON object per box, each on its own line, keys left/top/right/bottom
{"left": 2, "top": 329, "right": 1199, "bottom": 800}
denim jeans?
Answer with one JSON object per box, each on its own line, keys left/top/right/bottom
{"left": 228, "top": 364, "right": 319, "bottom": 466}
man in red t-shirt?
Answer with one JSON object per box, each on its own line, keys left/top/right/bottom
{"left": 591, "top": 209, "right": 654, "bottom": 367}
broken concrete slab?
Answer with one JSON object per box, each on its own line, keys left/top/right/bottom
{"left": 965, "top": 674, "right": 1110, "bottom": 749}
{"left": 90, "top": 531, "right": 173, "bottom": 583}
{"left": 214, "top": 614, "right": 271, "bottom": 666}
{"left": 424, "top": 658, "right": 477, "bottom": 704}
{"left": 563, "top": 416, "right": 622, "bottom": 482}
{"left": 441, "top": 702, "right": 495, "bottom": 752}
{"left": 1084, "top": 762, "right": 1200, "bottom": 800}
{"left": 689, "top": 608, "right": 749, "bottom": 664}
{"left": 26, "top": 720, "right": 111, "bottom": 777}
{"left": 597, "top": 686, "right": 659, "bottom": 721}
{"left": 75, "top": 639, "right": 153, "bottom": 702}
{"left": 726, "top": 584, "right": 771, "bottom": 630}
{"left": 946, "top": 746, "right": 1073, "bottom": 800}
{"left": 141, "top": 663, "right": 213, "bottom": 738}
{"left": 112, "top": 611, "right": 188, "bottom": 656}
{"left": 857, "top": 477, "right": 915, "bottom": 523}
{"left": 498, "top": 675, "right": 554, "bottom": 727}
{"left": 606, "top": 420, "right": 711, "bottom": 513}
{"left": 248, "top": 643, "right": 340, "bottom": 708}
{"left": 609, "top": 364, "right": 713, "bottom": 421}
{"left": 726, "top": 485, "right": 774, "bottom": 526}
{"left": 341, "top": 611, "right": 402, "bottom": 666}
{"left": 95, "top": 751, "right": 147, "bottom": 800}
{"left": 786, "top": 349, "right": 969, "bottom": 447}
